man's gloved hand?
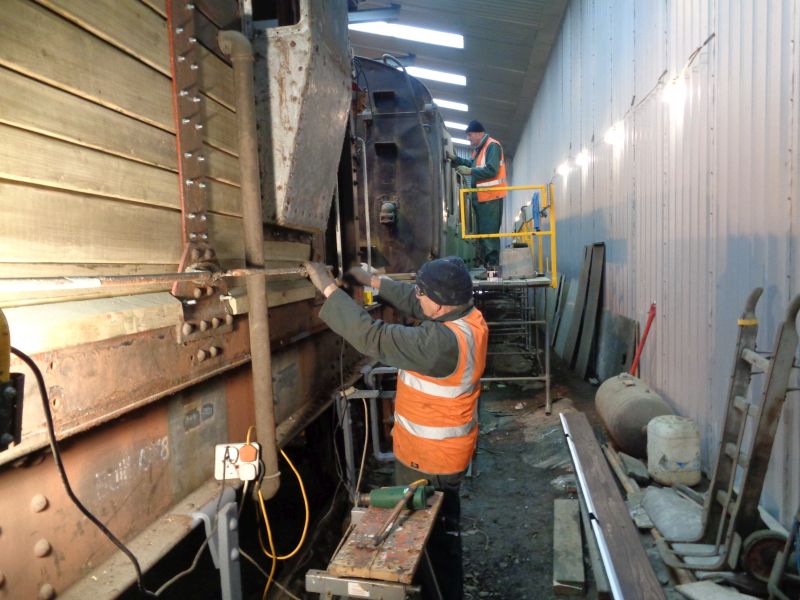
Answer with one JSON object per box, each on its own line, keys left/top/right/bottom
{"left": 303, "top": 261, "right": 335, "bottom": 293}
{"left": 456, "top": 165, "right": 472, "bottom": 176}
{"left": 346, "top": 266, "right": 373, "bottom": 287}
{"left": 445, "top": 149, "right": 456, "bottom": 162}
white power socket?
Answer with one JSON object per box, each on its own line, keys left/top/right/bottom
{"left": 214, "top": 442, "right": 261, "bottom": 481}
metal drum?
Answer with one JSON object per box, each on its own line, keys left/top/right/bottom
{"left": 595, "top": 373, "right": 673, "bottom": 457}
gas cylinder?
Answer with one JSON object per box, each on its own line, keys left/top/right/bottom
{"left": 595, "top": 373, "right": 673, "bottom": 457}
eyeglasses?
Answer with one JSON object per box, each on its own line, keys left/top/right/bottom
{"left": 414, "top": 285, "right": 426, "bottom": 297}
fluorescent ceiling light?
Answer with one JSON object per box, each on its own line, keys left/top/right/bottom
{"left": 349, "top": 21, "right": 464, "bottom": 49}
{"left": 452, "top": 137, "right": 470, "bottom": 145}
{"left": 405, "top": 66, "right": 466, "bottom": 86}
{"left": 445, "top": 120, "right": 468, "bottom": 130}
{"left": 434, "top": 98, "right": 469, "bottom": 112}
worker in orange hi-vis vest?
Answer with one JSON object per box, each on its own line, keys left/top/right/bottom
{"left": 448, "top": 120, "right": 507, "bottom": 269}
{"left": 303, "top": 257, "right": 488, "bottom": 600}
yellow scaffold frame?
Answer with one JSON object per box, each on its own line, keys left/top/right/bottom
{"left": 459, "top": 183, "right": 559, "bottom": 288}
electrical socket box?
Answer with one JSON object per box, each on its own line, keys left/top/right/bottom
{"left": 214, "top": 442, "right": 261, "bottom": 481}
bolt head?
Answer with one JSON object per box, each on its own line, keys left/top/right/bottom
{"left": 2, "top": 385, "right": 16, "bottom": 401}
{"left": 209, "top": 346, "right": 219, "bottom": 357}
{"left": 211, "top": 317, "right": 221, "bottom": 328}
{"left": 30, "top": 494, "right": 48, "bottom": 513}
{"left": 34, "top": 538, "right": 51, "bottom": 557}
{"left": 38, "top": 583, "right": 55, "bottom": 600}
{"left": 196, "top": 349, "right": 207, "bottom": 362}
{"left": 193, "top": 287, "right": 203, "bottom": 299}
{"left": 199, "top": 320, "right": 209, "bottom": 331}
{"left": 182, "top": 322, "right": 194, "bottom": 336}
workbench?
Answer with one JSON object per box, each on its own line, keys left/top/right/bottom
{"left": 306, "top": 491, "right": 444, "bottom": 598}
{"left": 472, "top": 276, "right": 552, "bottom": 413}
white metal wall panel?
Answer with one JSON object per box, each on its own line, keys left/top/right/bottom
{"left": 511, "top": 0, "right": 800, "bottom": 524}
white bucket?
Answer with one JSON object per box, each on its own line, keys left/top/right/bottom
{"left": 647, "top": 415, "right": 701, "bottom": 486}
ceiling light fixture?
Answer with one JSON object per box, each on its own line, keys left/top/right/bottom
{"left": 444, "top": 120, "right": 468, "bottom": 130}
{"left": 451, "top": 137, "right": 470, "bottom": 146}
{"left": 433, "top": 98, "right": 469, "bottom": 112}
{"left": 404, "top": 66, "right": 466, "bottom": 86}
{"left": 348, "top": 22, "right": 464, "bottom": 49}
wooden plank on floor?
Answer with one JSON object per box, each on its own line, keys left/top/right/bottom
{"left": 0, "top": 182, "right": 181, "bottom": 264}
{"left": 5, "top": 292, "right": 182, "bottom": 355}
{"left": 561, "top": 412, "right": 666, "bottom": 599}
{"left": 563, "top": 245, "right": 593, "bottom": 367}
{"left": 578, "top": 493, "right": 611, "bottom": 599}
{"left": 0, "top": 123, "right": 178, "bottom": 209}
{"left": 0, "top": 0, "right": 172, "bottom": 128}
{"left": 575, "top": 243, "right": 605, "bottom": 379}
{"left": 329, "top": 492, "right": 443, "bottom": 584}
{"left": 553, "top": 499, "right": 585, "bottom": 595}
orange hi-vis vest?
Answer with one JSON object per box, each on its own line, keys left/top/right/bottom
{"left": 472, "top": 136, "right": 507, "bottom": 202}
{"left": 393, "top": 308, "right": 489, "bottom": 474}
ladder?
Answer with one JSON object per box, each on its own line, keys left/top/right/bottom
{"left": 657, "top": 288, "right": 800, "bottom": 578}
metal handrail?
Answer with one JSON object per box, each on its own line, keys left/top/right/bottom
{"left": 458, "top": 183, "right": 558, "bottom": 288}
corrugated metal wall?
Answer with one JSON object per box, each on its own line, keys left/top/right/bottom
{"left": 510, "top": 0, "right": 800, "bottom": 524}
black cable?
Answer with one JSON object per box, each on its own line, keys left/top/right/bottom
{"left": 11, "top": 346, "right": 158, "bottom": 598}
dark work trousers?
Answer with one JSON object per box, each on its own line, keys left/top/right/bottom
{"left": 472, "top": 196, "right": 504, "bottom": 266}
{"left": 395, "top": 460, "right": 466, "bottom": 600}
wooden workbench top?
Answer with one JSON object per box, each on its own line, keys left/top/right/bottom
{"left": 328, "top": 491, "right": 444, "bottom": 584}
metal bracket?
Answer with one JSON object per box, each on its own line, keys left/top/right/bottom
{"left": 0, "top": 373, "right": 24, "bottom": 451}
{"left": 167, "top": 0, "right": 219, "bottom": 284}
{"left": 191, "top": 488, "right": 242, "bottom": 600}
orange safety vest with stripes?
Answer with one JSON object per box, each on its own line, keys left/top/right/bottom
{"left": 472, "top": 136, "right": 507, "bottom": 202}
{"left": 393, "top": 308, "right": 489, "bottom": 474}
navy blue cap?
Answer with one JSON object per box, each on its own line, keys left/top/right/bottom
{"left": 465, "top": 120, "right": 485, "bottom": 133}
{"left": 417, "top": 257, "right": 473, "bottom": 305}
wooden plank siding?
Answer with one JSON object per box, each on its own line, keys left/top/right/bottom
{"left": 0, "top": 0, "right": 244, "bottom": 283}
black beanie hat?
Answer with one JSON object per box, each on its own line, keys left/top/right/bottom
{"left": 465, "top": 120, "right": 485, "bottom": 133}
{"left": 416, "top": 256, "right": 473, "bottom": 305}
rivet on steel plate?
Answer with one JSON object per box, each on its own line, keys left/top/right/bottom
{"left": 34, "top": 538, "right": 51, "bottom": 557}
{"left": 230, "top": 518, "right": 238, "bottom": 531}
{"left": 198, "top": 182, "right": 207, "bottom": 189}
{"left": 196, "top": 349, "right": 207, "bottom": 362}
{"left": 182, "top": 322, "right": 194, "bottom": 336}
{"left": 192, "top": 96, "right": 201, "bottom": 103}
{"left": 230, "top": 548, "right": 239, "bottom": 561}
{"left": 179, "top": 89, "right": 189, "bottom": 97}
{"left": 184, "top": 152, "right": 193, "bottom": 158}
{"left": 201, "top": 233, "right": 208, "bottom": 240}
{"left": 194, "top": 123, "right": 204, "bottom": 130}
{"left": 38, "top": 583, "right": 55, "bottom": 600}
{"left": 197, "top": 154, "right": 205, "bottom": 162}
{"left": 189, "top": 232, "right": 197, "bottom": 241}
{"left": 187, "top": 212, "right": 197, "bottom": 219}
{"left": 181, "top": 117, "right": 190, "bottom": 124}
{"left": 205, "top": 286, "right": 214, "bottom": 296}
{"left": 187, "top": 3, "right": 196, "bottom": 9}
{"left": 199, "top": 320, "right": 209, "bottom": 331}
{"left": 185, "top": 178, "right": 194, "bottom": 186}
{"left": 200, "top": 213, "right": 207, "bottom": 221}
{"left": 188, "top": 36, "right": 197, "bottom": 44}
{"left": 30, "top": 494, "right": 48, "bottom": 513}
{"left": 177, "top": 55, "right": 186, "bottom": 63}
{"left": 209, "top": 346, "right": 219, "bottom": 357}
{"left": 211, "top": 317, "right": 221, "bottom": 328}
{"left": 193, "top": 288, "right": 203, "bottom": 300}
{"left": 190, "top": 63, "right": 199, "bottom": 71}
{"left": 175, "top": 27, "right": 184, "bottom": 34}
